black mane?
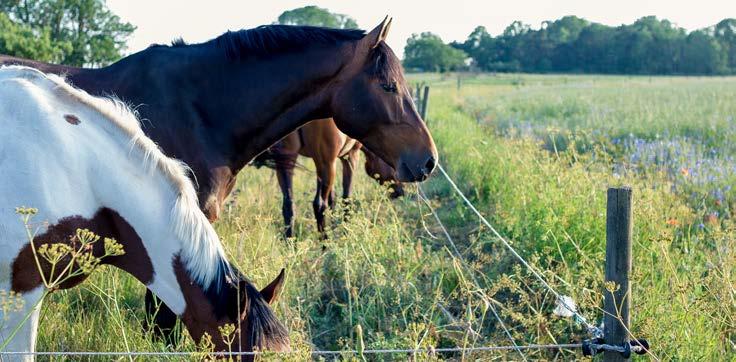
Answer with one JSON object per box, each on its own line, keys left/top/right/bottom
{"left": 171, "top": 37, "right": 187, "bottom": 47}
{"left": 206, "top": 265, "right": 288, "bottom": 349}
{"left": 150, "top": 25, "right": 401, "bottom": 78}
{"left": 212, "top": 25, "right": 365, "bottom": 59}
{"left": 241, "top": 282, "right": 290, "bottom": 349}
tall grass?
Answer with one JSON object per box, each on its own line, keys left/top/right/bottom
{"left": 420, "top": 73, "right": 735, "bottom": 360}
{"left": 27, "top": 73, "right": 736, "bottom": 361}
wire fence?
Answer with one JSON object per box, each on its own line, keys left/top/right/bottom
{"left": 1, "top": 162, "right": 603, "bottom": 359}
{"left": 0, "top": 343, "right": 583, "bottom": 357}
{"left": 417, "top": 186, "right": 529, "bottom": 361}
{"left": 434, "top": 163, "right": 603, "bottom": 338}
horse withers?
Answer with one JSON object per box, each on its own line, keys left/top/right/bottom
{"left": 0, "top": 66, "right": 288, "bottom": 358}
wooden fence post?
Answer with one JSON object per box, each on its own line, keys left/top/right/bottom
{"left": 604, "top": 187, "right": 633, "bottom": 361}
{"left": 420, "top": 85, "right": 430, "bottom": 121}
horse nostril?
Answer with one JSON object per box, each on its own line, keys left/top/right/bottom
{"left": 424, "top": 156, "right": 436, "bottom": 174}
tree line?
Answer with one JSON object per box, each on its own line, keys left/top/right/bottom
{"left": 406, "top": 16, "right": 736, "bottom": 75}
{"left": 2, "top": 3, "right": 735, "bottom": 75}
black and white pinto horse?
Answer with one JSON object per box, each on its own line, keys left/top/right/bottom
{"left": 0, "top": 66, "right": 289, "bottom": 358}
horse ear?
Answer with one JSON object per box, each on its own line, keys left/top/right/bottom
{"left": 260, "top": 268, "right": 286, "bottom": 305}
{"left": 365, "top": 16, "right": 393, "bottom": 49}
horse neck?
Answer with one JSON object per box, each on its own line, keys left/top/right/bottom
{"left": 184, "top": 46, "right": 348, "bottom": 169}
{"left": 97, "top": 179, "right": 233, "bottom": 343}
{"left": 91, "top": 139, "right": 215, "bottom": 315}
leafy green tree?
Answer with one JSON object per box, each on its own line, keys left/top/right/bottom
{"left": 454, "top": 26, "right": 501, "bottom": 70}
{"left": 680, "top": 30, "right": 728, "bottom": 74}
{"left": 546, "top": 16, "right": 588, "bottom": 44}
{"left": 276, "top": 5, "right": 358, "bottom": 29}
{"left": 0, "top": 12, "right": 70, "bottom": 61}
{"left": 453, "top": 15, "right": 736, "bottom": 75}
{"left": 404, "top": 32, "right": 467, "bottom": 72}
{"left": 615, "top": 16, "right": 684, "bottom": 74}
{"left": 1, "top": 0, "right": 135, "bottom": 66}
{"left": 713, "top": 19, "right": 736, "bottom": 70}
{"left": 571, "top": 23, "right": 617, "bottom": 73}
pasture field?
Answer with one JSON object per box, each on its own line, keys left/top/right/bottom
{"left": 27, "top": 74, "right": 735, "bottom": 360}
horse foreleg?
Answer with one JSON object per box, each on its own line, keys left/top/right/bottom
{"left": 144, "top": 289, "right": 179, "bottom": 346}
{"left": 313, "top": 160, "right": 336, "bottom": 238}
{"left": 275, "top": 154, "right": 297, "bottom": 238}
{"left": 339, "top": 149, "right": 360, "bottom": 220}
{"left": 340, "top": 149, "right": 360, "bottom": 200}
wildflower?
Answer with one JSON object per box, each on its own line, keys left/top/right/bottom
{"left": 199, "top": 331, "right": 215, "bottom": 351}
{"left": 604, "top": 281, "right": 620, "bottom": 293}
{"left": 0, "top": 290, "right": 25, "bottom": 318}
{"left": 104, "top": 238, "right": 125, "bottom": 256}
{"left": 218, "top": 323, "right": 236, "bottom": 338}
{"left": 666, "top": 219, "right": 679, "bottom": 226}
{"left": 75, "top": 229, "right": 100, "bottom": 245}
{"left": 14, "top": 207, "right": 38, "bottom": 215}
{"left": 37, "top": 243, "right": 72, "bottom": 264}
{"left": 76, "top": 253, "right": 100, "bottom": 274}
{"left": 680, "top": 167, "right": 689, "bottom": 176}
{"left": 218, "top": 323, "right": 236, "bottom": 348}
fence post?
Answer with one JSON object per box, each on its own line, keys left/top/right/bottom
{"left": 420, "top": 86, "right": 430, "bottom": 121}
{"left": 604, "top": 187, "right": 633, "bottom": 361}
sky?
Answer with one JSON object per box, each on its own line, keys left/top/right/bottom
{"left": 107, "top": 0, "right": 736, "bottom": 58}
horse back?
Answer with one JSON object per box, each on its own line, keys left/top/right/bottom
{"left": 0, "top": 55, "right": 81, "bottom": 77}
{"left": 0, "top": 70, "right": 109, "bottom": 230}
{"left": 298, "top": 118, "right": 350, "bottom": 159}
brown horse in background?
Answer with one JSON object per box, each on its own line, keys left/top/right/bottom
{"left": 255, "top": 118, "right": 403, "bottom": 237}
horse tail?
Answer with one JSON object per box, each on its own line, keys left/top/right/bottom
{"left": 251, "top": 149, "right": 277, "bottom": 169}
{"left": 250, "top": 149, "right": 300, "bottom": 170}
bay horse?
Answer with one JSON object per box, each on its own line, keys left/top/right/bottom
{"left": 1, "top": 18, "right": 436, "bottom": 344}
{"left": 254, "top": 118, "right": 403, "bottom": 237}
{"left": 0, "top": 66, "right": 288, "bottom": 358}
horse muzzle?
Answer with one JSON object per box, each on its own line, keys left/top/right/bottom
{"left": 397, "top": 154, "right": 436, "bottom": 182}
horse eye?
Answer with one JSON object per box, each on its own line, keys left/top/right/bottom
{"left": 381, "top": 82, "right": 398, "bottom": 93}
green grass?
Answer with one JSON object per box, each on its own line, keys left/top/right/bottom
{"left": 24, "top": 73, "right": 736, "bottom": 360}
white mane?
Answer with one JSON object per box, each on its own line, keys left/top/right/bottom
{"left": 1, "top": 65, "right": 228, "bottom": 288}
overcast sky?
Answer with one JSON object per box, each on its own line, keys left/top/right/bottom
{"left": 107, "top": 0, "right": 736, "bottom": 58}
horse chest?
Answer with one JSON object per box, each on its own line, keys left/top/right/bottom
{"left": 199, "top": 166, "right": 238, "bottom": 222}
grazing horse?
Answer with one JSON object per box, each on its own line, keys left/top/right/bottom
{"left": 0, "top": 66, "right": 288, "bottom": 358}
{"left": 1, "top": 18, "right": 436, "bottom": 344}
{"left": 254, "top": 118, "right": 403, "bottom": 237}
